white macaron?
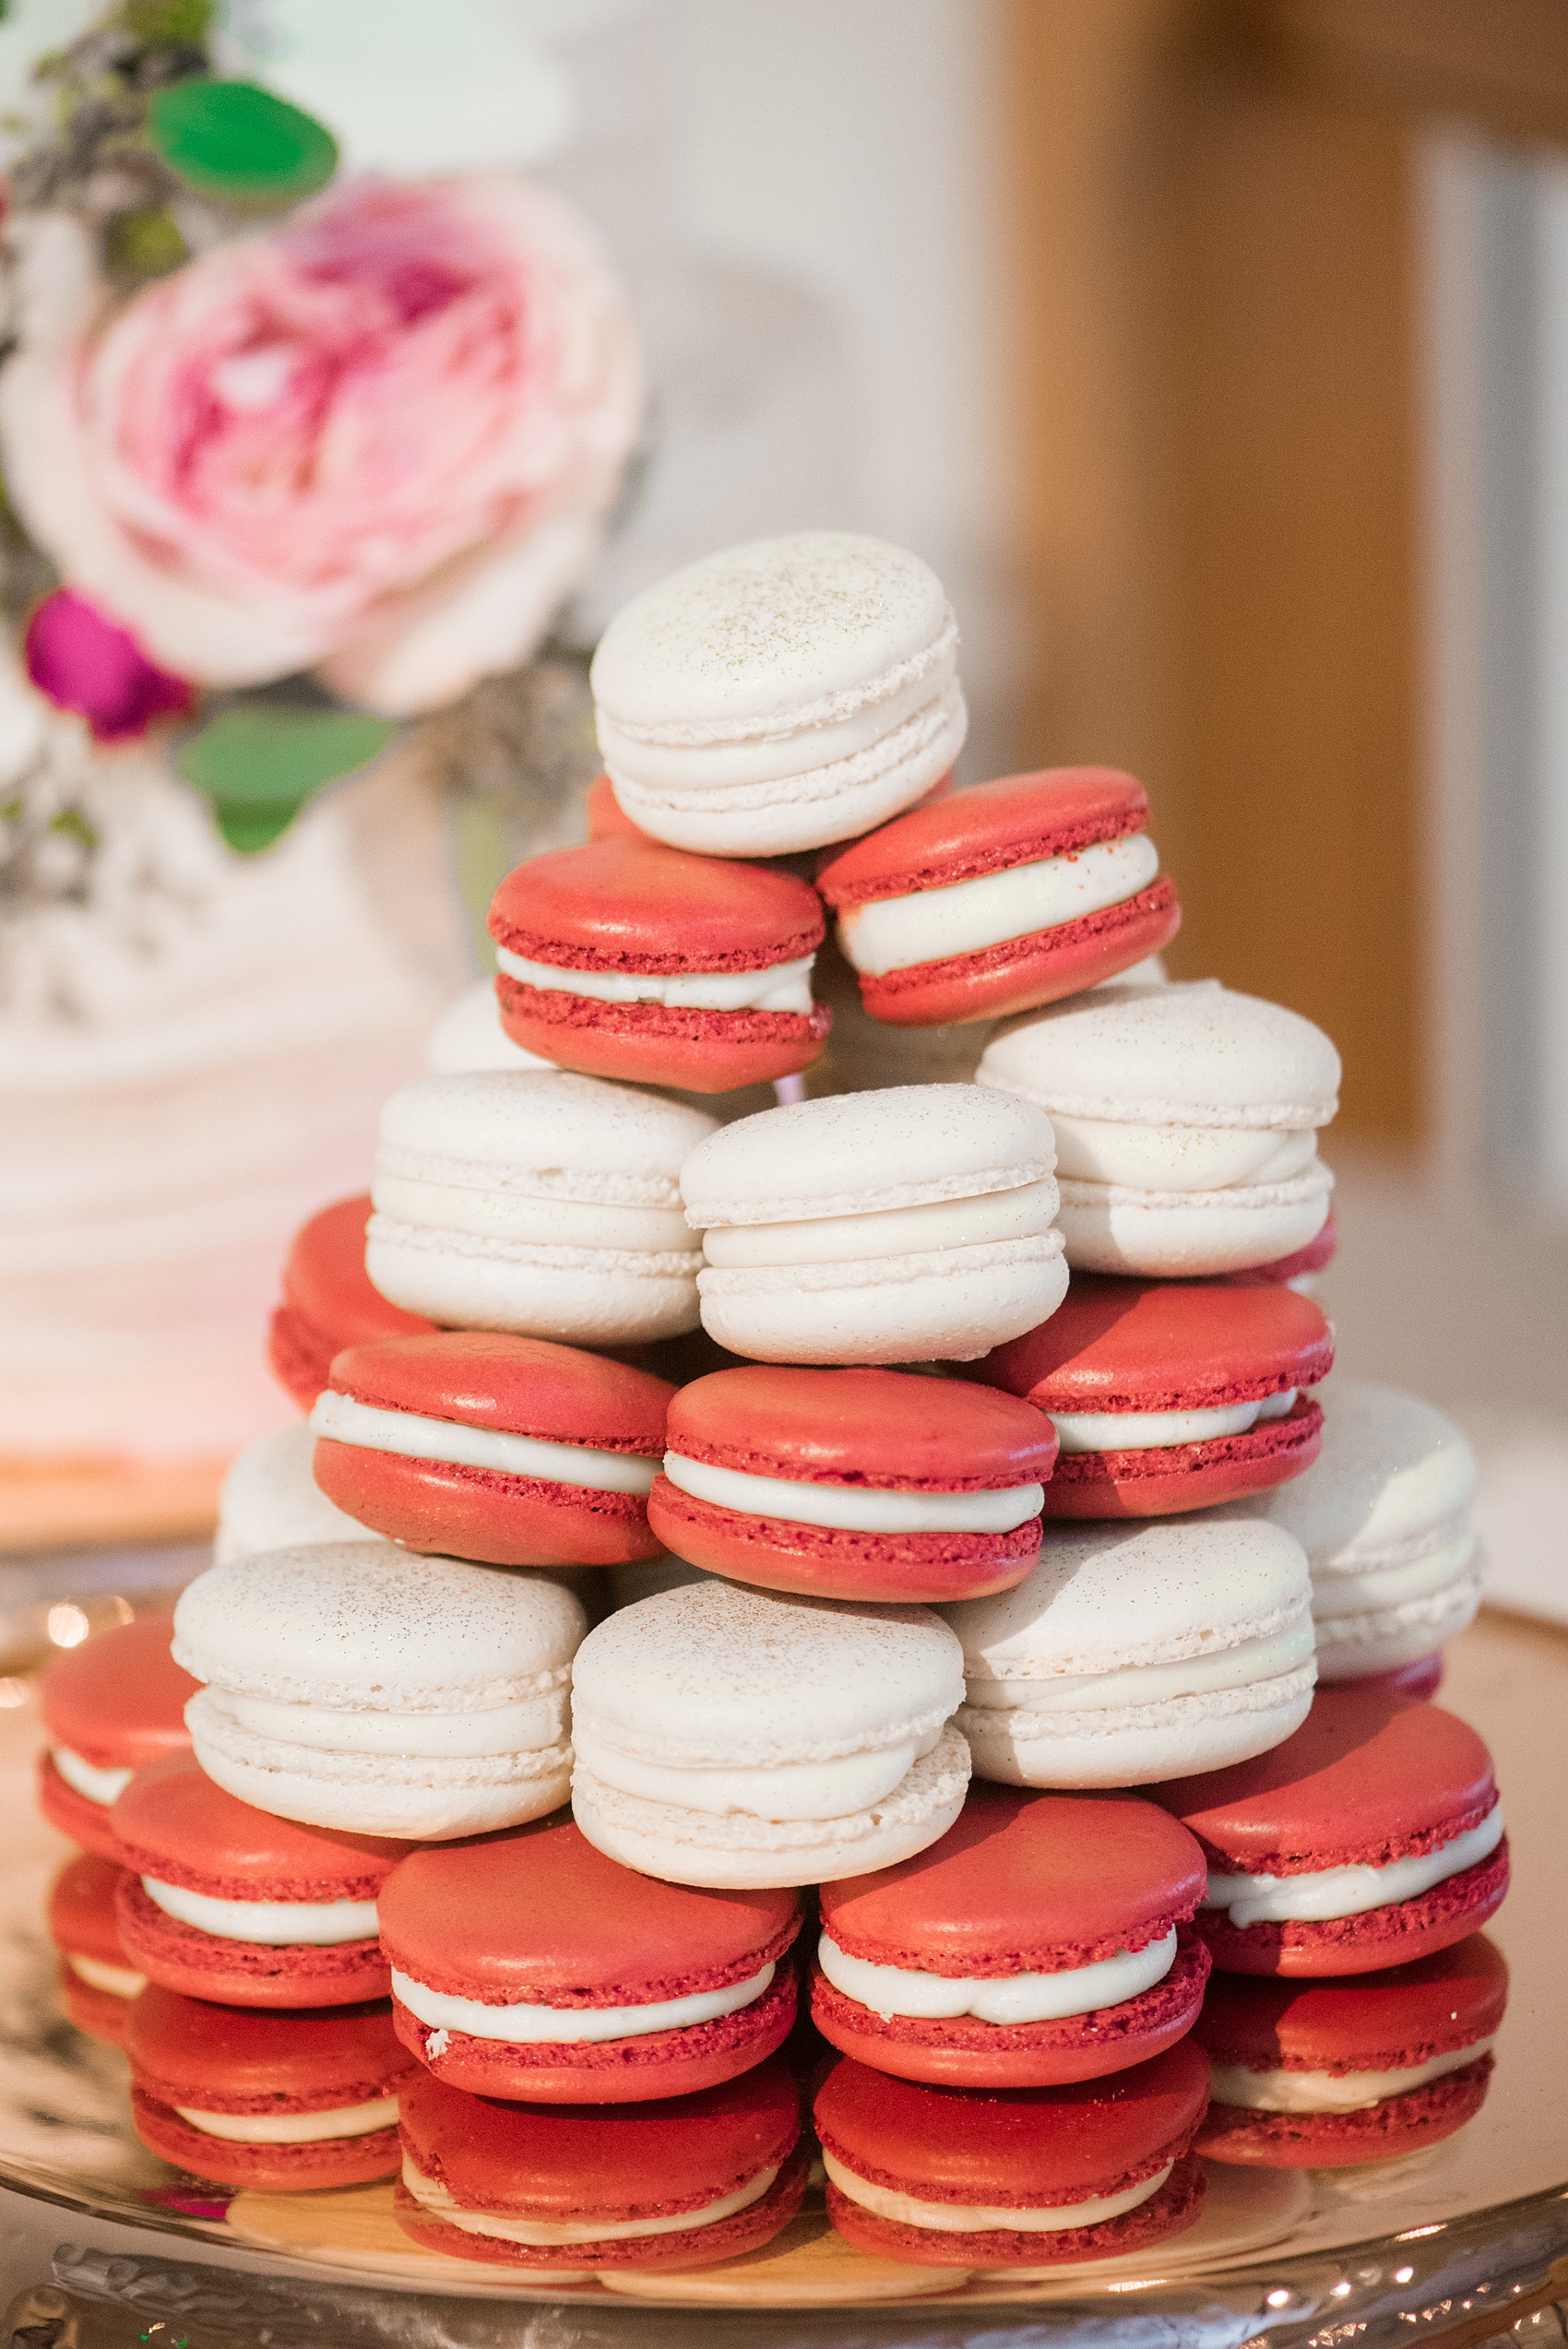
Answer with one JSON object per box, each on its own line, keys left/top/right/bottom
{"left": 978, "top": 979, "right": 1338, "bottom": 1275}
{"left": 570, "top": 1579, "right": 970, "bottom": 1888}
{"left": 1230, "top": 1381, "right": 1483, "bottom": 1680}
{"left": 944, "top": 1519, "right": 1316, "bottom": 1788}
{"left": 213, "top": 1424, "right": 372, "bottom": 1566}
{"left": 679, "top": 1083, "right": 1067, "bottom": 1364}
{"left": 588, "top": 532, "right": 967, "bottom": 857}
{"left": 365, "top": 1070, "right": 718, "bottom": 1344}
{"left": 427, "top": 979, "right": 556, "bottom": 1074}
{"left": 173, "top": 1543, "right": 586, "bottom": 1839}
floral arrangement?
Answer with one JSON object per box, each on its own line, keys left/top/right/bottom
{"left": 0, "top": 0, "right": 643, "bottom": 848}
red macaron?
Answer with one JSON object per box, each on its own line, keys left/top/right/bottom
{"left": 1151, "top": 1691, "right": 1508, "bottom": 1977}
{"left": 1194, "top": 1934, "right": 1506, "bottom": 2168}
{"left": 647, "top": 1366, "right": 1058, "bottom": 1604}
{"left": 816, "top": 767, "right": 1181, "bottom": 1027}
{"left": 267, "top": 1193, "right": 434, "bottom": 1409}
{"left": 113, "top": 1752, "right": 410, "bottom": 2008}
{"left": 586, "top": 773, "right": 644, "bottom": 840}
{"left": 394, "top": 2058, "right": 807, "bottom": 2272}
{"left": 377, "top": 1812, "right": 801, "bottom": 2102}
{"left": 310, "top": 1332, "right": 675, "bottom": 1568}
{"left": 50, "top": 1854, "right": 143, "bottom": 2043}
{"left": 813, "top": 1785, "right": 1210, "bottom": 2088}
{"left": 489, "top": 837, "right": 831, "bottom": 1093}
{"left": 977, "top": 1277, "right": 1334, "bottom": 1518}
{"left": 814, "top": 2040, "right": 1209, "bottom": 2270}
{"left": 127, "top": 1987, "right": 415, "bottom": 2190}
{"left": 37, "top": 1612, "right": 198, "bottom": 1859}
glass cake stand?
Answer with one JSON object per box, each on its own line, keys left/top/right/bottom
{"left": 0, "top": 1548, "right": 1563, "bottom": 2349}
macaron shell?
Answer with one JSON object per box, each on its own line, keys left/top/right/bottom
{"left": 817, "top": 769, "right": 1156, "bottom": 906}
{"left": 1053, "top": 1175, "right": 1334, "bottom": 1280}
{"left": 269, "top": 1194, "right": 434, "bottom": 1406}
{"left": 40, "top": 1612, "right": 198, "bottom": 1771}
{"left": 49, "top": 1853, "right": 133, "bottom": 1966}
{"left": 647, "top": 1479, "right": 1041, "bottom": 1604}
{"left": 59, "top": 1960, "right": 137, "bottom": 2046}
{"left": 38, "top": 1754, "right": 131, "bottom": 1861}
{"left": 1329, "top": 1654, "right": 1443, "bottom": 1701}
{"left": 697, "top": 1240, "right": 1069, "bottom": 1368}
{"left": 981, "top": 1277, "right": 1336, "bottom": 1415}
{"left": 586, "top": 773, "right": 645, "bottom": 839}
{"left": 809, "top": 1933, "right": 1211, "bottom": 2089}
{"left": 113, "top": 1875, "right": 390, "bottom": 2008}
{"left": 112, "top": 1751, "right": 411, "bottom": 1901}
{"left": 1195, "top": 2059, "right": 1493, "bottom": 2168}
{"left": 488, "top": 838, "right": 826, "bottom": 971}
{"left": 393, "top": 1960, "right": 798, "bottom": 2104}
{"left": 1194, "top": 1839, "right": 1510, "bottom": 1978}
{"left": 131, "top": 2090, "right": 401, "bottom": 2191}
{"left": 666, "top": 1366, "right": 1058, "bottom": 1491}
{"left": 1194, "top": 1932, "right": 1508, "bottom": 2070}
{"left": 496, "top": 979, "right": 832, "bottom": 1092}
{"left": 1223, "top": 1207, "right": 1338, "bottom": 1287}
{"left": 328, "top": 1332, "right": 674, "bottom": 1448}
{"left": 127, "top": 1984, "right": 412, "bottom": 2109}
{"left": 854, "top": 880, "right": 1182, "bottom": 1028}
{"left": 314, "top": 1440, "right": 665, "bottom": 1568}
{"left": 365, "top": 1226, "right": 704, "bottom": 1347}
{"left": 392, "top": 2139, "right": 812, "bottom": 2270}
{"left": 958, "top": 1673, "right": 1317, "bottom": 1794}
{"left": 823, "top": 2152, "right": 1206, "bottom": 2270}
{"left": 1039, "top": 1398, "right": 1324, "bottom": 1519}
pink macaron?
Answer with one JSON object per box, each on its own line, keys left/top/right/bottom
{"left": 977, "top": 1275, "right": 1333, "bottom": 1517}
{"left": 49, "top": 1854, "right": 144, "bottom": 2043}
{"left": 1152, "top": 1691, "right": 1508, "bottom": 1976}
{"left": 489, "top": 837, "right": 831, "bottom": 1092}
{"left": 37, "top": 1612, "right": 198, "bottom": 1859}
{"left": 816, "top": 767, "right": 1181, "bottom": 1026}
{"left": 647, "top": 1365, "right": 1058, "bottom": 1604}
{"left": 267, "top": 1193, "right": 434, "bottom": 1409}
{"left": 377, "top": 1810, "right": 802, "bottom": 2101}
{"left": 311, "top": 1332, "right": 675, "bottom": 1567}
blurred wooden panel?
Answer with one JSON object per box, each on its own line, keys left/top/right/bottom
{"left": 1003, "top": 2, "right": 1421, "bottom": 1142}
{"left": 1226, "top": 0, "right": 1568, "bottom": 148}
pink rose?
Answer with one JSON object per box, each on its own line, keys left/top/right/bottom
{"left": 0, "top": 175, "right": 643, "bottom": 712}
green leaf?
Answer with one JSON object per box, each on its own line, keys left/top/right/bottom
{"left": 103, "top": 202, "right": 188, "bottom": 284}
{"left": 174, "top": 706, "right": 399, "bottom": 854}
{"left": 121, "top": 0, "right": 213, "bottom": 42}
{"left": 148, "top": 77, "right": 338, "bottom": 208}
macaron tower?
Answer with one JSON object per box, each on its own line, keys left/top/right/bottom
{"left": 36, "top": 524, "right": 1510, "bottom": 2273}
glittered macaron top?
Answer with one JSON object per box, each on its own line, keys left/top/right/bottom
{"left": 489, "top": 839, "right": 825, "bottom": 975}
{"left": 946, "top": 1519, "right": 1311, "bottom": 1682}
{"left": 820, "top": 1784, "right": 1206, "bottom": 1976}
{"left": 680, "top": 1083, "right": 1055, "bottom": 1228}
{"left": 40, "top": 1614, "right": 199, "bottom": 1771}
{"left": 1194, "top": 1933, "right": 1508, "bottom": 2072}
{"left": 572, "top": 1581, "right": 964, "bottom": 1767}
{"left": 980, "top": 981, "right": 1341, "bottom": 1132}
{"left": 113, "top": 1753, "right": 410, "bottom": 1902}
{"left": 326, "top": 1333, "right": 674, "bottom": 1456}
{"left": 48, "top": 1853, "right": 128, "bottom": 1962}
{"left": 590, "top": 532, "right": 952, "bottom": 731}
{"left": 377, "top": 1812, "right": 802, "bottom": 2004}
{"left": 981, "top": 1277, "right": 1335, "bottom": 1414}
{"left": 399, "top": 2056, "right": 800, "bottom": 2218}
{"left": 814, "top": 2038, "right": 1211, "bottom": 2205}
{"left": 1151, "top": 1692, "right": 1499, "bottom": 1876}
{"left": 667, "top": 1366, "right": 1057, "bottom": 1493}
{"left": 1250, "top": 1380, "right": 1475, "bottom": 1566}
{"left": 172, "top": 1544, "right": 586, "bottom": 1711}
{"left": 281, "top": 1195, "right": 434, "bottom": 1351}
{"left": 377, "top": 1071, "right": 719, "bottom": 1199}
{"left": 817, "top": 768, "right": 1150, "bottom": 908}
{"left": 126, "top": 1985, "right": 412, "bottom": 2107}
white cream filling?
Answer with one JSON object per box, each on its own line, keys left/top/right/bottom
{"left": 1050, "top": 1393, "right": 1297, "bottom": 1453}
{"left": 1203, "top": 1803, "right": 1504, "bottom": 1928}
{"left": 174, "top": 2096, "right": 399, "bottom": 2144}
{"left": 572, "top": 1719, "right": 942, "bottom": 1822}
{"left": 1049, "top": 1118, "right": 1320, "bottom": 1192}
{"left": 1208, "top": 2038, "right": 1494, "bottom": 2114}
{"left": 1311, "top": 1533, "right": 1479, "bottom": 1616}
{"left": 142, "top": 1877, "right": 379, "bottom": 1947}
{"left": 661, "top": 1453, "right": 1042, "bottom": 1536}
{"left": 67, "top": 1952, "right": 145, "bottom": 1999}
{"left": 497, "top": 946, "right": 816, "bottom": 1018}
{"left": 817, "top": 1928, "right": 1176, "bottom": 2023}
{"left": 838, "top": 835, "right": 1161, "bottom": 977}
{"left": 392, "top": 1962, "right": 774, "bottom": 2045}
{"left": 208, "top": 1686, "right": 566, "bottom": 1760}
{"left": 311, "top": 1391, "right": 656, "bottom": 1496}
{"left": 823, "top": 2149, "right": 1172, "bottom": 2234}
{"left": 699, "top": 1180, "right": 1055, "bottom": 1268}
{"left": 401, "top": 2151, "right": 778, "bottom": 2245}
{"left": 373, "top": 1172, "right": 695, "bottom": 1255}
{"left": 51, "top": 1746, "right": 132, "bottom": 1807}
{"left": 965, "top": 1621, "right": 1315, "bottom": 1715}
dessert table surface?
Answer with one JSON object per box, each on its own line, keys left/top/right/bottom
{"left": 0, "top": 1563, "right": 1563, "bottom": 2349}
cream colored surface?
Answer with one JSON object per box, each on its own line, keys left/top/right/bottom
{"left": 823, "top": 2150, "right": 1172, "bottom": 2233}
{"left": 401, "top": 2151, "right": 778, "bottom": 2245}
{"left": 48, "top": 1746, "right": 129, "bottom": 1807}
{"left": 214, "top": 1685, "right": 567, "bottom": 1760}
{"left": 698, "top": 1178, "right": 1056, "bottom": 1266}
{"left": 1050, "top": 1395, "right": 1292, "bottom": 1453}
{"left": 391, "top": 1961, "right": 773, "bottom": 2044}
{"left": 66, "top": 1952, "right": 143, "bottom": 1998}
{"left": 1052, "top": 1163, "right": 1334, "bottom": 1276}
{"left": 816, "top": 1926, "right": 1176, "bottom": 2023}
{"left": 176, "top": 2097, "right": 398, "bottom": 2144}
{"left": 697, "top": 1235, "right": 1068, "bottom": 1365}
{"left": 661, "top": 1452, "right": 1042, "bottom": 1535}
{"left": 427, "top": 980, "right": 557, "bottom": 1075}
{"left": 496, "top": 947, "right": 816, "bottom": 1015}
{"left": 1204, "top": 1803, "right": 1504, "bottom": 1928}
{"left": 837, "top": 834, "right": 1159, "bottom": 975}
{"left": 1208, "top": 2039, "right": 1493, "bottom": 2114}
{"left": 1049, "top": 1117, "right": 1320, "bottom": 1191}
{"left": 311, "top": 1392, "right": 657, "bottom": 1495}
{"left": 141, "top": 1877, "right": 379, "bottom": 1948}
{"left": 215, "top": 1425, "right": 370, "bottom": 1565}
